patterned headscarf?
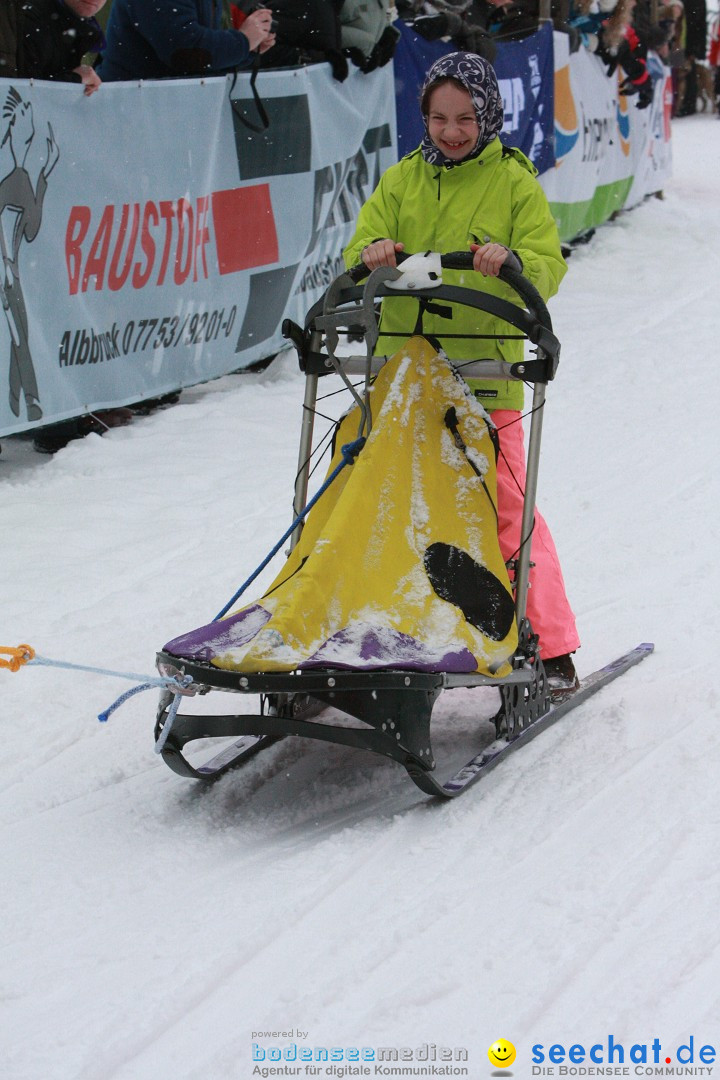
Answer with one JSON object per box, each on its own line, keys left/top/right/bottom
{"left": 420, "top": 52, "right": 505, "bottom": 166}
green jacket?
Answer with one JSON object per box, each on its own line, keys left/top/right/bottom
{"left": 343, "top": 137, "right": 566, "bottom": 411}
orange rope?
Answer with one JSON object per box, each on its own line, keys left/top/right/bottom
{"left": 0, "top": 644, "right": 36, "bottom": 672}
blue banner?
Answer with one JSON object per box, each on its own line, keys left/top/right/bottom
{"left": 495, "top": 23, "right": 555, "bottom": 174}
{"left": 392, "top": 21, "right": 452, "bottom": 158}
{"left": 393, "top": 21, "right": 555, "bottom": 174}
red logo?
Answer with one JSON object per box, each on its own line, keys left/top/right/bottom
{"left": 65, "top": 184, "right": 278, "bottom": 295}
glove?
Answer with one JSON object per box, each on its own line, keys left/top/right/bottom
{"left": 636, "top": 79, "right": 654, "bottom": 108}
{"left": 326, "top": 49, "right": 349, "bottom": 81}
{"left": 618, "top": 75, "right": 638, "bottom": 95}
{"left": 345, "top": 27, "right": 399, "bottom": 74}
{"left": 619, "top": 75, "right": 653, "bottom": 108}
{"left": 345, "top": 45, "right": 374, "bottom": 71}
{"left": 459, "top": 24, "right": 497, "bottom": 62}
{"left": 411, "top": 13, "right": 448, "bottom": 40}
{"left": 566, "top": 25, "right": 582, "bottom": 53}
{"left": 366, "top": 25, "right": 401, "bottom": 68}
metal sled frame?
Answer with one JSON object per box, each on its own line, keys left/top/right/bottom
{"left": 155, "top": 256, "right": 567, "bottom": 797}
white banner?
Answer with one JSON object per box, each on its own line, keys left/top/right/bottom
{"left": 1, "top": 41, "right": 671, "bottom": 436}
{"left": 0, "top": 66, "right": 396, "bottom": 436}
{"left": 539, "top": 33, "right": 672, "bottom": 239}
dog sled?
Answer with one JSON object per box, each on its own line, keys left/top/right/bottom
{"left": 154, "top": 252, "right": 652, "bottom": 797}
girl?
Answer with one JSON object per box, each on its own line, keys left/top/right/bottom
{"left": 344, "top": 50, "right": 580, "bottom": 694}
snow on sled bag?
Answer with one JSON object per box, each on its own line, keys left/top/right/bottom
{"left": 165, "top": 338, "right": 518, "bottom": 677}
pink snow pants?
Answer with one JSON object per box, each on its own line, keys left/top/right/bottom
{"left": 493, "top": 410, "right": 580, "bottom": 660}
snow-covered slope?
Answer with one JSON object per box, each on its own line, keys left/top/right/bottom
{"left": 2, "top": 116, "right": 719, "bottom": 1080}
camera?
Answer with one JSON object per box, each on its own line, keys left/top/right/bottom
{"left": 249, "top": 4, "right": 278, "bottom": 33}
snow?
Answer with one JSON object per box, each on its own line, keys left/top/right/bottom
{"left": 2, "top": 115, "right": 720, "bottom": 1079}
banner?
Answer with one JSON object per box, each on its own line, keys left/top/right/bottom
{"left": 624, "top": 49, "right": 674, "bottom": 210}
{"left": 495, "top": 23, "right": 555, "bottom": 175}
{"left": 539, "top": 33, "right": 672, "bottom": 239}
{"left": 0, "top": 35, "right": 671, "bottom": 437}
{"left": 393, "top": 21, "right": 555, "bottom": 172}
{"left": 0, "top": 66, "right": 396, "bottom": 436}
{"left": 392, "top": 21, "right": 449, "bottom": 158}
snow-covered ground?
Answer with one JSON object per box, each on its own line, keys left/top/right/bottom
{"left": 2, "top": 116, "right": 720, "bottom": 1080}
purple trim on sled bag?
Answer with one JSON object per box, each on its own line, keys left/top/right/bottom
{"left": 163, "top": 604, "right": 271, "bottom": 663}
{"left": 164, "top": 613, "right": 479, "bottom": 673}
{"left": 301, "top": 625, "right": 478, "bottom": 673}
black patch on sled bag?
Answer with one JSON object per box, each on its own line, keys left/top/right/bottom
{"left": 423, "top": 542, "right": 515, "bottom": 641}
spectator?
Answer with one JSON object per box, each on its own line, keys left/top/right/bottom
{"left": 340, "top": 0, "right": 401, "bottom": 73}
{"left": 404, "top": 0, "right": 498, "bottom": 64}
{"left": 406, "top": 0, "right": 552, "bottom": 59}
{"left": 592, "top": 0, "right": 654, "bottom": 108}
{"left": 478, "top": 0, "right": 542, "bottom": 42}
{"left": 674, "top": 0, "right": 706, "bottom": 114}
{"left": 241, "top": 0, "right": 400, "bottom": 82}
{"left": 709, "top": 11, "right": 720, "bottom": 112}
{"left": 0, "top": 2, "right": 135, "bottom": 452}
{"left": 567, "top": 0, "right": 617, "bottom": 52}
{"left": 683, "top": 0, "right": 705, "bottom": 61}
{"left": 649, "top": 3, "right": 676, "bottom": 61}
{"left": 407, "top": 0, "right": 570, "bottom": 54}
{"left": 569, "top": 0, "right": 668, "bottom": 90}
{"left": 8, "top": 0, "right": 108, "bottom": 95}
{"left": 660, "top": 0, "right": 685, "bottom": 111}
{"left": 645, "top": 19, "right": 673, "bottom": 62}
{"left": 234, "top": 0, "right": 350, "bottom": 81}
{"left": 1, "top": 1, "right": 20, "bottom": 78}
{"left": 97, "top": 0, "right": 275, "bottom": 82}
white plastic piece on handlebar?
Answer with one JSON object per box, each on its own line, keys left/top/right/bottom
{"left": 385, "top": 251, "right": 442, "bottom": 291}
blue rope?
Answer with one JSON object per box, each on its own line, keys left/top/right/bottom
{"left": 154, "top": 690, "right": 185, "bottom": 754}
{"left": 213, "top": 436, "right": 366, "bottom": 621}
{"left": 98, "top": 672, "right": 193, "bottom": 726}
{"left": 16, "top": 437, "right": 365, "bottom": 742}
{"left": 27, "top": 655, "right": 194, "bottom": 724}
{"left": 29, "top": 655, "right": 187, "bottom": 687}
{"left": 98, "top": 682, "right": 157, "bottom": 723}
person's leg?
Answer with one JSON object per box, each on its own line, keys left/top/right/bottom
{"left": 492, "top": 410, "right": 580, "bottom": 660}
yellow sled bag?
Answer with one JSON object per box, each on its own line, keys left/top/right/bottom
{"left": 165, "top": 338, "right": 518, "bottom": 677}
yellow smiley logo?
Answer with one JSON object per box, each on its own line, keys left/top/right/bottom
{"left": 488, "top": 1039, "right": 516, "bottom": 1069}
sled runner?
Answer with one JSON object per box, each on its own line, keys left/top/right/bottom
{"left": 155, "top": 252, "right": 653, "bottom": 796}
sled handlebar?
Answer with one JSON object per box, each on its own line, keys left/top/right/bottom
{"left": 347, "top": 250, "right": 552, "bottom": 330}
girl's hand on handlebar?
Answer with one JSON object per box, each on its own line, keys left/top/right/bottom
{"left": 470, "top": 242, "right": 512, "bottom": 277}
{"left": 361, "top": 240, "right": 405, "bottom": 270}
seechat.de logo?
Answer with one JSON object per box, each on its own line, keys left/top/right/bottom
{"left": 531, "top": 1035, "right": 717, "bottom": 1069}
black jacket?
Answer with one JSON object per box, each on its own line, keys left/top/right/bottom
{"left": 15, "top": 0, "right": 104, "bottom": 83}
{"left": 0, "top": 0, "right": 20, "bottom": 78}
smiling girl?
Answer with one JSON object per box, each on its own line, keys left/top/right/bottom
{"left": 344, "top": 51, "right": 581, "bottom": 693}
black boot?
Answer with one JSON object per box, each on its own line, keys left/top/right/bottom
{"left": 544, "top": 653, "right": 579, "bottom": 702}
